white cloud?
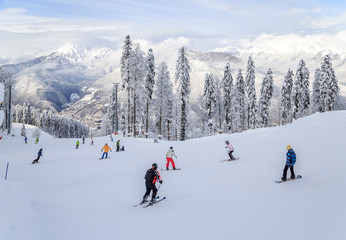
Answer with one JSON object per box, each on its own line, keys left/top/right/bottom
{"left": 284, "top": 8, "right": 308, "bottom": 15}
{"left": 0, "top": 7, "right": 27, "bottom": 14}
{"left": 304, "top": 12, "right": 346, "bottom": 29}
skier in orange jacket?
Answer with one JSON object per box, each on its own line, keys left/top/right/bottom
{"left": 101, "top": 143, "right": 112, "bottom": 159}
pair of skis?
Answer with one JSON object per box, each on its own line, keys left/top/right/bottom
{"left": 133, "top": 196, "right": 166, "bottom": 208}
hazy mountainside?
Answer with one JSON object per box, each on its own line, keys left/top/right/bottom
{"left": 1, "top": 44, "right": 346, "bottom": 127}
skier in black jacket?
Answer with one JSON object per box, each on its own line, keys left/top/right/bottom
{"left": 141, "top": 163, "right": 163, "bottom": 204}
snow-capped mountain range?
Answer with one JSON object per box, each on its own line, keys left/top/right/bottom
{"left": 1, "top": 42, "right": 346, "bottom": 127}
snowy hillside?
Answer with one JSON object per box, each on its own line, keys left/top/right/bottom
{"left": 0, "top": 111, "right": 345, "bottom": 240}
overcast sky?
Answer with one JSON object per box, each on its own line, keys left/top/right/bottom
{"left": 1, "top": 0, "right": 346, "bottom": 61}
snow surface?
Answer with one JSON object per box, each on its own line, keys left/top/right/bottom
{"left": 0, "top": 111, "right": 346, "bottom": 240}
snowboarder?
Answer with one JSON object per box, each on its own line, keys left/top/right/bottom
{"left": 281, "top": 145, "right": 296, "bottom": 181}
{"left": 82, "top": 137, "right": 85, "bottom": 144}
{"left": 225, "top": 140, "right": 235, "bottom": 160}
{"left": 100, "top": 143, "right": 112, "bottom": 159}
{"left": 166, "top": 146, "right": 178, "bottom": 170}
{"left": 116, "top": 140, "right": 120, "bottom": 152}
{"left": 76, "top": 140, "right": 80, "bottom": 149}
{"left": 35, "top": 137, "right": 39, "bottom": 144}
{"left": 32, "top": 148, "right": 43, "bottom": 164}
{"left": 24, "top": 136, "right": 27, "bottom": 144}
{"left": 141, "top": 163, "right": 163, "bottom": 204}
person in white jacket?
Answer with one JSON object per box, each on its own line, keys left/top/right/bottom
{"left": 225, "top": 140, "right": 235, "bottom": 160}
{"left": 166, "top": 146, "right": 178, "bottom": 170}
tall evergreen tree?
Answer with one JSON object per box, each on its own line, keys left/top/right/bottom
{"left": 280, "top": 69, "right": 294, "bottom": 125}
{"left": 154, "top": 62, "right": 173, "bottom": 139}
{"left": 175, "top": 47, "right": 191, "bottom": 141}
{"left": 202, "top": 73, "right": 217, "bottom": 133}
{"left": 232, "top": 69, "right": 246, "bottom": 132}
{"left": 259, "top": 69, "right": 274, "bottom": 127}
{"left": 120, "top": 35, "right": 133, "bottom": 134}
{"left": 319, "top": 55, "right": 339, "bottom": 112}
{"left": 312, "top": 68, "right": 322, "bottom": 113}
{"left": 0, "top": 68, "right": 13, "bottom": 133}
{"left": 144, "top": 48, "right": 155, "bottom": 137}
{"left": 107, "top": 83, "right": 119, "bottom": 134}
{"left": 129, "top": 43, "right": 146, "bottom": 137}
{"left": 292, "top": 59, "right": 310, "bottom": 120}
{"left": 245, "top": 56, "right": 259, "bottom": 129}
{"left": 222, "top": 63, "right": 234, "bottom": 131}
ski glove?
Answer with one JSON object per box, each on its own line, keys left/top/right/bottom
{"left": 159, "top": 180, "right": 163, "bottom": 184}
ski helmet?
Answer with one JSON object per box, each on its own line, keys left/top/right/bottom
{"left": 152, "top": 163, "right": 158, "bottom": 170}
{"left": 170, "top": 146, "right": 173, "bottom": 149}
{"left": 225, "top": 140, "right": 229, "bottom": 144}
{"left": 286, "top": 145, "right": 292, "bottom": 150}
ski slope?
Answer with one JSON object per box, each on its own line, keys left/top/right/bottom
{"left": 0, "top": 111, "right": 346, "bottom": 240}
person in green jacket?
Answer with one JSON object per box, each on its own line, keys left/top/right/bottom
{"left": 76, "top": 140, "right": 80, "bottom": 149}
{"left": 116, "top": 140, "right": 120, "bottom": 152}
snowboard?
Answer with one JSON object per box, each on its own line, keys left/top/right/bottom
{"left": 275, "top": 175, "right": 302, "bottom": 183}
{"left": 98, "top": 157, "right": 110, "bottom": 160}
{"left": 161, "top": 168, "right": 181, "bottom": 171}
{"left": 221, "top": 158, "right": 239, "bottom": 163}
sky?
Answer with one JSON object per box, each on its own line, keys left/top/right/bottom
{"left": 0, "top": 0, "right": 346, "bottom": 61}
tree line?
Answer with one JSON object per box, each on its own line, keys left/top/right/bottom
{"left": 106, "top": 35, "right": 341, "bottom": 140}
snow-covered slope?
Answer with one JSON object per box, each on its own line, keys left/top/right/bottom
{"left": 0, "top": 111, "right": 345, "bottom": 240}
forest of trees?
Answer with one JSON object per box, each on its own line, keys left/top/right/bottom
{"left": 106, "top": 35, "right": 341, "bottom": 140}
{"left": 0, "top": 36, "right": 342, "bottom": 140}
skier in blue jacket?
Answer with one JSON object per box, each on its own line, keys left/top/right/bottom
{"left": 281, "top": 145, "right": 296, "bottom": 181}
{"left": 32, "top": 148, "right": 43, "bottom": 164}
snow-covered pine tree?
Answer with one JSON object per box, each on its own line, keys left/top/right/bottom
{"left": 292, "top": 59, "right": 310, "bottom": 120}
{"left": 129, "top": 43, "right": 146, "bottom": 137}
{"left": 144, "top": 48, "right": 155, "bottom": 138}
{"left": 214, "top": 77, "right": 222, "bottom": 131}
{"left": 232, "top": 69, "right": 246, "bottom": 132}
{"left": 222, "top": 63, "right": 234, "bottom": 131}
{"left": 120, "top": 35, "right": 133, "bottom": 135}
{"left": 119, "top": 102, "right": 126, "bottom": 137}
{"left": 175, "top": 47, "right": 191, "bottom": 141}
{"left": 312, "top": 68, "right": 322, "bottom": 113}
{"left": 202, "top": 73, "right": 217, "bottom": 134}
{"left": 259, "top": 69, "right": 274, "bottom": 127}
{"left": 245, "top": 56, "right": 259, "bottom": 129}
{"left": 319, "top": 55, "right": 339, "bottom": 112}
{"left": 154, "top": 62, "right": 174, "bottom": 139}
{"left": 0, "top": 68, "right": 13, "bottom": 133}
{"left": 106, "top": 83, "right": 119, "bottom": 134}
{"left": 279, "top": 69, "right": 294, "bottom": 125}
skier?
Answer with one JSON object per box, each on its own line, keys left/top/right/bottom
{"left": 166, "top": 146, "right": 178, "bottom": 170}
{"left": 76, "top": 140, "right": 80, "bottom": 149}
{"left": 35, "top": 137, "right": 39, "bottom": 144}
{"left": 100, "top": 143, "right": 112, "bottom": 159}
{"left": 116, "top": 140, "right": 120, "bottom": 152}
{"left": 281, "top": 145, "right": 296, "bottom": 181}
{"left": 225, "top": 140, "right": 235, "bottom": 160}
{"left": 32, "top": 148, "right": 43, "bottom": 164}
{"left": 82, "top": 137, "right": 85, "bottom": 144}
{"left": 141, "top": 163, "right": 163, "bottom": 204}
{"left": 24, "top": 136, "right": 27, "bottom": 144}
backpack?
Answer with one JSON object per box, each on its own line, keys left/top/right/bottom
{"left": 145, "top": 169, "right": 154, "bottom": 182}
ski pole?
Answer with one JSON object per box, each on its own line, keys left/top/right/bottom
{"left": 5, "top": 162, "right": 9, "bottom": 180}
